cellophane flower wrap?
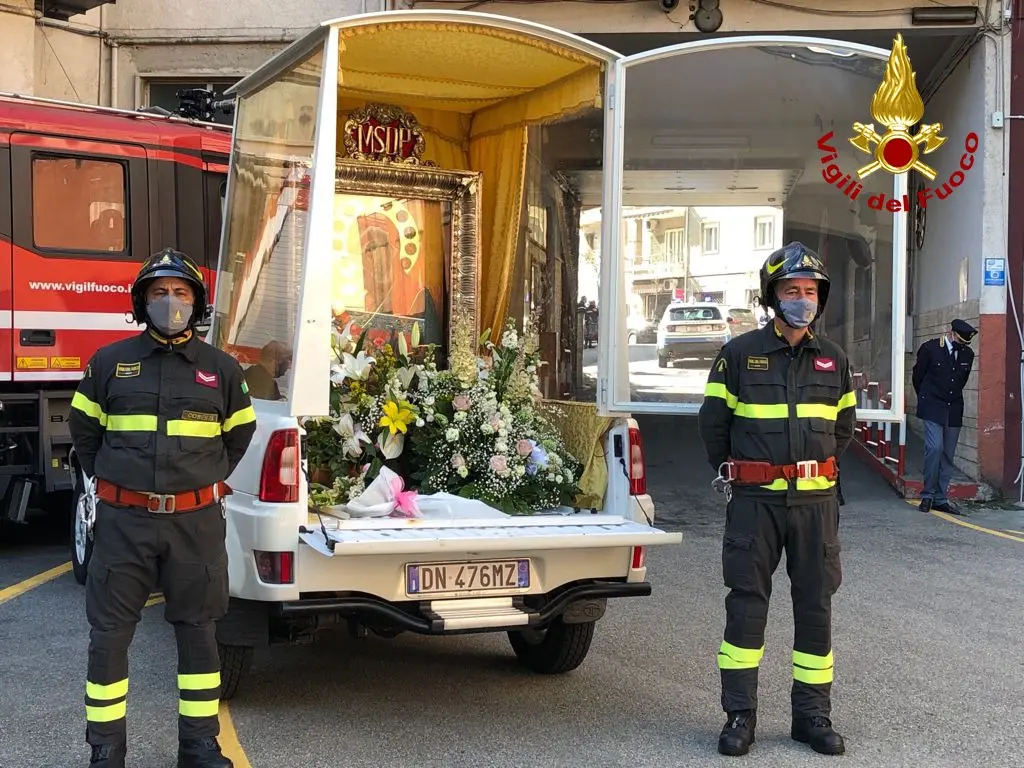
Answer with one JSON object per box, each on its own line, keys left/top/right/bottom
{"left": 406, "top": 315, "right": 582, "bottom": 515}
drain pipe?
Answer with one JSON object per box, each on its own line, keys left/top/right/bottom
{"left": 109, "top": 40, "right": 118, "bottom": 108}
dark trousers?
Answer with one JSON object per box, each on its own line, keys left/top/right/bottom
{"left": 85, "top": 502, "right": 229, "bottom": 746}
{"left": 717, "top": 494, "right": 842, "bottom": 717}
{"left": 921, "top": 419, "right": 961, "bottom": 504}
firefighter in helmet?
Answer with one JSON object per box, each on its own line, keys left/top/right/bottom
{"left": 69, "top": 248, "right": 257, "bottom": 768}
{"left": 698, "top": 242, "right": 857, "bottom": 757}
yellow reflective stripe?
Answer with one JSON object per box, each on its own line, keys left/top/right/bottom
{"left": 107, "top": 414, "right": 158, "bottom": 432}
{"left": 734, "top": 402, "right": 789, "bottom": 419}
{"left": 793, "top": 650, "right": 834, "bottom": 669}
{"left": 86, "top": 700, "right": 127, "bottom": 723}
{"left": 794, "top": 666, "right": 834, "bottom": 684}
{"left": 795, "top": 403, "right": 838, "bottom": 420}
{"left": 759, "top": 477, "right": 836, "bottom": 492}
{"left": 704, "top": 382, "right": 738, "bottom": 409}
{"left": 167, "top": 420, "right": 222, "bottom": 438}
{"left": 717, "top": 641, "right": 764, "bottom": 670}
{"left": 86, "top": 679, "right": 128, "bottom": 700}
{"left": 837, "top": 390, "right": 857, "bottom": 410}
{"left": 71, "top": 392, "right": 107, "bottom": 426}
{"left": 178, "top": 672, "right": 221, "bottom": 691}
{"left": 223, "top": 405, "right": 256, "bottom": 432}
{"left": 761, "top": 478, "right": 788, "bottom": 491}
{"left": 179, "top": 698, "right": 220, "bottom": 718}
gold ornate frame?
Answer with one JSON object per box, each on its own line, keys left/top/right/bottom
{"left": 334, "top": 159, "right": 481, "bottom": 351}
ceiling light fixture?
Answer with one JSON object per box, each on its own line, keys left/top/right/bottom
{"left": 689, "top": 0, "right": 723, "bottom": 32}
{"left": 910, "top": 6, "right": 978, "bottom": 24}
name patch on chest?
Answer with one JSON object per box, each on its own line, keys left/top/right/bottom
{"left": 814, "top": 357, "right": 836, "bottom": 372}
{"left": 181, "top": 410, "right": 219, "bottom": 423}
{"left": 747, "top": 356, "right": 769, "bottom": 371}
{"left": 195, "top": 370, "right": 219, "bottom": 388}
{"left": 115, "top": 362, "right": 141, "bottom": 378}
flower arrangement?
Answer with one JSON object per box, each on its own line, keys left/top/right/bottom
{"left": 305, "top": 312, "right": 582, "bottom": 516}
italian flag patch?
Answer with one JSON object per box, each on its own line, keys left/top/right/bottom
{"left": 241, "top": 380, "right": 249, "bottom": 394}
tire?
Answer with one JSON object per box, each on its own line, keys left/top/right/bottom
{"left": 218, "top": 643, "right": 254, "bottom": 700}
{"left": 658, "top": 354, "right": 668, "bottom": 369}
{"left": 508, "top": 618, "right": 596, "bottom": 674}
{"left": 70, "top": 487, "right": 93, "bottom": 586}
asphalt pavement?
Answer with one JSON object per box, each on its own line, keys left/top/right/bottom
{"left": 2, "top": 414, "right": 1023, "bottom": 767}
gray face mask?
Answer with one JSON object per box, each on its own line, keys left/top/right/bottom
{"left": 146, "top": 296, "right": 193, "bottom": 337}
{"left": 778, "top": 298, "right": 818, "bottom": 329}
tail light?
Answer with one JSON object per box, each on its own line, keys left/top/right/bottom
{"left": 727, "top": 316, "right": 737, "bottom": 324}
{"left": 254, "top": 551, "right": 294, "bottom": 584}
{"left": 259, "top": 428, "right": 300, "bottom": 503}
{"left": 628, "top": 423, "right": 647, "bottom": 496}
{"left": 631, "top": 546, "right": 646, "bottom": 569}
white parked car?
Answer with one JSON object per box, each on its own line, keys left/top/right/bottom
{"left": 656, "top": 303, "right": 759, "bottom": 368}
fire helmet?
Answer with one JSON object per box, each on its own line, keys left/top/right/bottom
{"left": 758, "top": 241, "right": 831, "bottom": 318}
{"left": 130, "top": 248, "right": 208, "bottom": 327}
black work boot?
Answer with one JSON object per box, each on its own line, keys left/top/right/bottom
{"left": 919, "top": 497, "right": 933, "bottom": 513}
{"left": 89, "top": 742, "right": 126, "bottom": 767}
{"left": 178, "top": 738, "right": 233, "bottom": 768}
{"left": 792, "top": 715, "right": 846, "bottom": 755}
{"left": 718, "top": 709, "right": 757, "bottom": 756}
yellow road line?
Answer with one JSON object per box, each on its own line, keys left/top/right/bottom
{"left": 0, "top": 562, "right": 72, "bottom": 606}
{"left": 218, "top": 703, "right": 252, "bottom": 768}
{"left": 1005, "top": 529, "right": 1024, "bottom": 536}
{"left": 145, "top": 593, "right": 165, "bottom": 607}
{"left": 929, "top": 510, "right": 1024, "bottom": 543}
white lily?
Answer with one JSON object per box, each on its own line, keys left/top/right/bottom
{"left": 332, "top": 322, "right": 355, "bottom": 355}
{"left": 398, "top": 331, "right": 409, "bottom": 358}
{"left": 396, "top": 365, "right": 418, "bottom": 391}
{"left": 411, "top": 322, "right": 421, "bottom": 348}
{"left": 332, "top": 350, "right": 375, "bottom": 384}
{"left": 333, "top": 413, "right": 370, "bottom": 458}
{"left": 376, "top": 430, "right": 405, "bottom": 460}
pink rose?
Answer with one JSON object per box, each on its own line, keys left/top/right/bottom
{"left": 488, "top": 413, "right": 502, "bottom": 430}
{"left": 516, "top": 439, "right": 533, "bottom": 457}
{"left": 489, "top": 455, "right": 509, "bottom": 475}
{"left": 453, "top": 394, "right": 472, "bottom": 412}
{"left": 451, "top": 453, "right": 466, "bottom": 469}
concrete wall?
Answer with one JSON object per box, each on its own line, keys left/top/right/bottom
{"left": 0, "top": 1, "right": 38, "bottom": 94}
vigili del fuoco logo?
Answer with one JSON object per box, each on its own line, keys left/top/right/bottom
{"left": 817, "top": 33, "right": 977, "bottom": 213}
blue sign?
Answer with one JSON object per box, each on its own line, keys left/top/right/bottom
{"left": 984, "top": 257, "right": 1006, "bottom": 287}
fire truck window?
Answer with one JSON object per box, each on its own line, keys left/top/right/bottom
{"left": 32, "top": 156, "right": 126, "bottom": 253}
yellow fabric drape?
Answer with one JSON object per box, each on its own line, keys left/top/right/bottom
{"left": 540, "top": 400, "right": 614, "bottom": 509}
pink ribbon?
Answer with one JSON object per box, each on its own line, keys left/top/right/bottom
{"left": 389, "top": 474, "right": 420, "bottom": 518}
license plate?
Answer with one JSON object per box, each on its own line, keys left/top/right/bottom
{"left": 406, "top": 559, "right": 530, "bottom": 597}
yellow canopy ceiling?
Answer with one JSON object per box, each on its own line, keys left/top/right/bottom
{"left": 337, "top": 21, "right": 604, "bottom": 113}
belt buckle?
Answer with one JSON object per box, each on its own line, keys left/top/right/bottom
{"left": 796, "top": 460, "right": 819, "bottom": 480}
{"left": 146, "top": 493, "right": 177, "bottom": 514}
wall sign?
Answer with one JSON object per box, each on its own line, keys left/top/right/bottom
{"left": 343, "top": 103, "right": 436, "bottom": 166}
{"left": 983, "top": 257, "right": 1006, "bottom": 287}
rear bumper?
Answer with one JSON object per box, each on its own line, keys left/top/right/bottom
{"left": 273, "top": 579, "right": 651, "bottom": 635}
{"left": 659, "top": 339, "right": 726, "bottom": 358}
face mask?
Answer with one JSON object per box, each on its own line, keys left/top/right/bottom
{"left": 146, "top": 296, "right": 193, "bottom": 337}
{"left": 778, "top": 298, "right": 818, "bottom": 329}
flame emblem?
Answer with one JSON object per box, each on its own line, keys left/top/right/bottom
{"left": 849, "top": 34, "right": 946, "bottom": 180}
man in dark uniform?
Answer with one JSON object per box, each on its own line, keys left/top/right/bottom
{"left": 243, "top": 340, "right": 292, "bottom": 401}
{"left": 699, "top": 242, "right": 857, "bottom": 757}
{"left": 911, "top": 318, "right": 977, "bottom": 515}
{"left": 69, "top": 249, "right": 257, "bottom": 768}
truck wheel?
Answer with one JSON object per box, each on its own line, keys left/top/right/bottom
{"left": 508, "top": 618, "right": 595, "bottom": 674}
{"left": 70, "top": 490, "right": 93, "bottom": 586}
{"left": 218, "top": 643, "right": 254, "bottom": 700}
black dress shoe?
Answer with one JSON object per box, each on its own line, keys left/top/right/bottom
{"left": 919, "top": 498, "right": 932, "bottom": 512}
{"left": 933, "top": 501, "right": 962, "bottom": 515}
{"left": 718, "top": 709, "right": 756, "bottom": 756}
{"left": 178, "top": 738, "right": 233, "bottom": 768}
{"left": 792, "top": 715, "right": 846, "bottom": 755}
{"left": 89, "top": 742, "right": 126, "bottom": 767}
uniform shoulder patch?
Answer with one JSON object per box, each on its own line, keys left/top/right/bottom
{"left": 115, "top": 362, "right": 141, "bottom": 378}
{"left": 813, "top": 357, "right": 836, "bottom": 372}
{"left": 747, "top": 356, "right": 769, "bottom": 371}
{"left": 196, "top": 370, "right": 219, "bottom": 388}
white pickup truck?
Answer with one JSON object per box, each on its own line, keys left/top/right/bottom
{"left": 212, "top": 401, "right": 681, "bottom": 697}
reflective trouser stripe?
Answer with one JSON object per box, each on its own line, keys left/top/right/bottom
{"left": 86, "top": 679, "right": 128, "bottom": 699}
{"left": 717, "top": 641, "right": 765, "bottom": 670}
{"left": 179, "top": 698, "right": 220, "bottom": 718}
{"left": 86, "top": 700, "right": 127, "bottom": 723}
{"left": 793, "top": 649, "right": 834, "bottom": 685}
{"left": 178, "top": 672, "right": 221, "bottom": 691}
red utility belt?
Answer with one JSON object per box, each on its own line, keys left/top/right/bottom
{"left": 97, "top": 480, "right": 232, "bottom": 514}
{"left": 724, "top": 457, "right": 838, "bottom": 486}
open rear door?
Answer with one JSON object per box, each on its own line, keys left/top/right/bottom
{"left": 596, "top": 36, "right": 908, "bottom": 424}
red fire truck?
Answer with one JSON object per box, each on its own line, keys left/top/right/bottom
{"left": 0, "top": 94, "right": 232, "bottom": 576}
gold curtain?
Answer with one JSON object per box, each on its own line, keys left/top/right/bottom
{"left": 540, "top": 399, "right": 614, "bottom": 509}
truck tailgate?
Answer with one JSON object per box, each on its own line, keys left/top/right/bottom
{"left": 299, "top": 514, "right": 681, "bottom": 556}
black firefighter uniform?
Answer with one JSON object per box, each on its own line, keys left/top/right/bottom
{"left": 68, "top": 330, "right": 257, "bottom": 745}
{"left": 698, "top": 323, "right": 857, "bottom": 717}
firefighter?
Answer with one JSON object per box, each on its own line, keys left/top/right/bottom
{"left": 69, "top": 248, "right": 257, "bottom": 768}
{"left": 698, "top": 242, "right": 857, "bottom": 757}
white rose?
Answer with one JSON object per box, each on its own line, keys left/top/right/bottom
{"left": 454, "top": 411, "right": 467, "bottom": 422}
{"left": 445, "top": 428, "right": 460, "bottom": 442}
{"left": 425, "top": 396, "right": 436, "bottom": 406}
{"left": 457, "top": 466, "right": 469, "bottom": 478}
{"left": 556, "top": 475, "right": 564, "bottom": 484}
{"left": 495, "top": 440, "right": 508, "bottom": 453}
{"left": 498, "top": 428, "right": 508, "bottom": 438}
{"left": 426, "top": 414, "right": 434, "bottom": 423}
{"left": 415, "top": 419, "right": 425, "bottom": 428}
{"left": 514, "top": 465, "right": 526, "bottom": 477}
{"left": 481, "top": 423, "right": 494, "bottom": 435}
